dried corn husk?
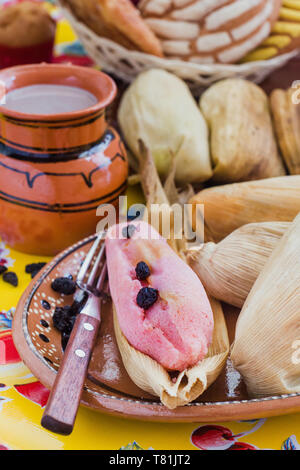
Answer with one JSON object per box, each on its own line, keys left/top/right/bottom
{"left": 200, "top": 79, "right": 286, "bottom": 183}
{"left": 231, "top": 212, "right": 300, "bottom": 397}
{"left": 118, "top": 69, "right": 212, "bottom": 185}
{"left": 270, "top": 87, "right": 300, "bottom": 175}
{"left": 114, "top": 297, "right": 228, "bottom": 409}
{"left": 187, "top": 222, "right": 290, "bottom": 309}
{"left": 190, "top": 176, "right": 300, "bottom": 242}
{"left": 113, "top": 142, "right": 229, "bottom": 409}
{"left": 139, "top": 140, "right": 189, "bottom": 256}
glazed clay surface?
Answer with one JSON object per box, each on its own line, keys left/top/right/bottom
{"left": 0, "top": 64, "right": 128, "bottom": 255}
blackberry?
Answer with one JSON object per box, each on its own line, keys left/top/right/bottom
{"left": 135, "top": 261, "right": 151, "bottom": 281}
{"left": 25, "top": 263, "right": 46, "bottom": 278}
{"left": 122, "top": 224, "right": 136, "bottom": 239}
{"left": 3, "top": 272, "right": 18, "bottom": 287}
{"left": 0, "top": 266, "right": 7, "bottom": 276}
{"left": 51, "top": 277, "right": 76, "bottom": 295}
{"left": 136, "top": 287, "right": 158, "bottom": 310}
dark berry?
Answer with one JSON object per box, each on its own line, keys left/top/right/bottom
{"left": 0, "top": 266, "right": 7, "bottom": 275}
{"left": 51, "top": 277, "right": 76, "bottom": 295}
{"left": 52, "top": 310, "right": 68, "bottom": 332}
{"left": 136, "top": 287, "right": 158, "bottom": 310}
{"left": 25, "top": 263, "right": 42, "bottom": 274}
{"left": 25, "top": 263, "right": 46, "bottom": 278}
{"left": 135, "top": 261, "right": 151, "bottom": 281}
{"left": 122, "top": 224, "right": 136, "bottom": 239}
{"left": 53, "top": 306, "right": 75, "bottom": 334}
{"left": 3, "top": 272, "right": 18, "bottom": 287}
{"left": 61, "top": 305, "right": 74, "bottom": 317}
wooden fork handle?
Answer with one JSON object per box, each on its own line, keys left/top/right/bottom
{"left": 41, "top": 314, "right": 99, "bottom": 435}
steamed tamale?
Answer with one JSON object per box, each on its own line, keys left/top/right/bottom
{"left": 190, "top": 176, "right": 300, "bottom": 242}
{"left": 231, "top": 213, "right": 300, "bottom": 397}
{"left": 187, "top": 222, "right": 290, "bottom": 308}
{"left": 110, "top": 143, "right": 229, "bottom": 409}
{"left": 200, "top": 79, "right": 286, "bottom": 183}
{"left": 271, "top": 87, "right": 300, "bottom": 175}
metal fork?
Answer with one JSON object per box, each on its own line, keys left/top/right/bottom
{"left": 41, "top": 232, "right": 107, "bottom": 435}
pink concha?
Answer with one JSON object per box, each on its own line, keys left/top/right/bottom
{"left": 106, "top": 221, "right": 214, "bottom": 371}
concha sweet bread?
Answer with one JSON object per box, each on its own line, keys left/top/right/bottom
{"left": 243, "top": 0, "right": 300, "bottom": 61}
{"left": 138, "top": 0, "right": 282, "bottom": 63}
{"left": 0, "top": 1, "right": 56, "bottom": 47}
{"left": 61, "top": 0, "right": 163, "bottom": 56}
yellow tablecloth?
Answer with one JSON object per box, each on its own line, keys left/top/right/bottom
{"left": 0, "top": 1, "right": 300, "bottom": 451}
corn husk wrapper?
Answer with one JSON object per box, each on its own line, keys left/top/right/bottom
{"left": 113, "top": 142, "right": 229, "bottom": 409}
{"left": 200, "top": 79, "right": 286, "bottom": 183}
{"left": 114, "top": 298, "right": 228, "bottom": 409}
{"left": 118, "top": 69, "right": 212, "bottom": 185}
{"left": 270, "top": 88, "right": 300, "bottom": 175}
{"left": 231, "top": 212, "right": 300, "bottom": 397}
{"left": 190, "top": 175, "right": 300, "bottom": 242}
{"left": 187, "top": 222, "right": 290, "bottom": 309}
{"left": 138, "top": 140, "right": 188, "bottom": 257}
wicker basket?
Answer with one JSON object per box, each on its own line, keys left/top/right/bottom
{"left": 59, "top": 4, "right": 299, "bottom": 94}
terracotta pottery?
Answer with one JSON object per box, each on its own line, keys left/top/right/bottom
{"left": 12, "top": 235, "right": 300, "bottom": 422}
{"left": 0, "top": 63, "right": 128, "bottom": 255}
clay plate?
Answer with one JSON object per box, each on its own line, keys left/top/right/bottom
{"left": 12, "top": 235, "right": 300, "bottom": 422}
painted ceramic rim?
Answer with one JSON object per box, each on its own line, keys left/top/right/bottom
{"left": 15, "top": 234, "right": 300, "bottom": 411}
{"left": 0, "top": 63, "right": 117, "bottom": 122}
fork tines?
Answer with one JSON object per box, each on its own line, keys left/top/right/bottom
{"left": 76, "top": 231, "right": 107, "bottom": 296}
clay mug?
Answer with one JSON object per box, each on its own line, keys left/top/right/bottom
{"left": 0, "top": 63, "right": 128, "bottom": 255}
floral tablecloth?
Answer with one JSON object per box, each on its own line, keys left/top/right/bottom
{"left": 0, "top": 0, "right": 300, "bottom": 451}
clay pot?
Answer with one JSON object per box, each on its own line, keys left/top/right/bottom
{"left": 0, "top": 64, "right": 128, "bottom": 255}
